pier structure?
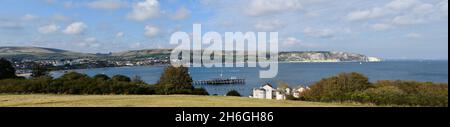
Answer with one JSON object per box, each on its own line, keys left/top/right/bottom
{"left": 194, "top": 78, "right": 246, "bottom": 85}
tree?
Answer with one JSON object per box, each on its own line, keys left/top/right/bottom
{"left": 226, "top": 90, "right": 241, "bottom": 97}
{"left": 59, "top": 72, "right": 89, "bottom": 80}
{"left": 30, "top": 63, "right": 51, "bottom": 78}
{"left": 0, "top": 58, "right": 16, "bottom": 80}
{"left": 156, "top": 65, "right": 193, "bottom": 94}
{"left": 303, "top": 72, "right": 371, "bottom": 102}
{"left": 93, "top": 74, "right": 110, "bottom": 81}
{"left": 131, "top": 75, "right": 145, "bottom": 83}
{"left": 112, "top": 75, "right": 131, "bottom": 82}
{"left": 192, "top": 88, "right": 209, "bottom": 95}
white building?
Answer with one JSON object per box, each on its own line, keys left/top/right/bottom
{"left": 251, "top": 84, "right": 288, "bottom": 100}
{"left": 252, "top": 84, "right": 275, "bottom": 99}
{"left": 293, "top": 86, "right": 310, "bottom": 98}
{"left": 252, "top": 84, "right": 310, "bottom": 100}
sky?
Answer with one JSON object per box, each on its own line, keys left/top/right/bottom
{"left": 0, "top": 0, "right": 448, "bottom": 59}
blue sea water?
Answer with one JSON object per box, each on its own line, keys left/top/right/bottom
{"left": 52, "top": 61, "right": 448, "bottom": 96}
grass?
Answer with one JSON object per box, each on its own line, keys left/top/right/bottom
{"left": 0, "top": 94, "right": 368, "bottom": 107}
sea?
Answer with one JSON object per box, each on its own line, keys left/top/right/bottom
{"left": 52, "top": 60, "right": 449, "bottom": 96}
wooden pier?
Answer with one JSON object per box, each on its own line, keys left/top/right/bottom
{"left": 194, "top": 78, "right": 246, "bottom": 85}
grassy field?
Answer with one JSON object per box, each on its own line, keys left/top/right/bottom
{"left": 0, "top": 95, "right": 368, "bottom": 107}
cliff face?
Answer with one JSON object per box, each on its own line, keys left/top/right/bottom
{"left": 279, "top": 51, "right": 381, "bottom": 62}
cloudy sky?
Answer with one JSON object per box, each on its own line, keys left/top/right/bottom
{"left": 0, "top": 0, "right": 448, "bottom": 59}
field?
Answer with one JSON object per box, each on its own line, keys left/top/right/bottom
{"left": 0, "top": 95, "right": 366, "bottom": 107}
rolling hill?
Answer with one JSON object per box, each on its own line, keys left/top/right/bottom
{"left": 0, "top": 46, "right": 381, "bottom": 62}
{"left": 0, "top": 47, "right": 96, "bottom": 60}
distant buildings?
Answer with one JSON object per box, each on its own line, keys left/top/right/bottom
{"left": 251, "top": 83, "right": 310, "bottom": 100}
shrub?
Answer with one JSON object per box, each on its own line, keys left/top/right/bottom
{"left": 226, "top": 90, "right": 241, "bottom": 97}
{"left": 192, "top": 88, "right": 209, "bottom": 95}
{"left": 112, "top": 75, "right": 131, "bottom": 82}
{"left": 303, "top": 72, "right": 371, "bottom": 102}
{"left": 155, "top": 65, "right": 194, "bottom": 95}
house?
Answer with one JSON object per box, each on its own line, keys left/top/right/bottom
{"left": 293, "top": 86, "right": 310, "bottom": 98}
{"left": 252, "top": 84, "right": 274, "bottom": 99}
{"left": 251, "top": 84, "right": 288, "bottom": 100}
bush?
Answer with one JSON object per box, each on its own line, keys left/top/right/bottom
{"left": 93, "top": 74, "right": 110, "bottom": 81}
{"left": 0, "top": 58, "right": 17, "bottom": 80}
{"left": 112, "top": 75, "right": 131, "bottom": 82}
{"left": 303, "top": 72, "right": 371, "bottom": 102}
{"left": 192, "top": 88, "right": 209, "bottom": 95}
{"left": 155, "top": 65, "right": 194, "bottom": 95}
{"left": 360, "top": 86, "right": 406, "bottom": 105}
{"left": 0, "top": 72, "right": 155, "bottom": 95}
{"left": 303, "top": 72, "right": 448, "bottom": 107}
{"left": 226, "top": 90, "right": 241, "bottom": 97}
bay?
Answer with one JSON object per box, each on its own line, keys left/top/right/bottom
{"left": 52, "top": 61, "right": 449, "bottom": 96}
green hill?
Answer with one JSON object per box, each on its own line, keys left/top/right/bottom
{"left": 0, "top": 47, "right": 95, "bottom": 60}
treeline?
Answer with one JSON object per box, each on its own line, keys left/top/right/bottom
{"left": 302, "top": 72, "right": 448, "bottom": 107}
{"left": 0, "top": 73, "right": 154, "bottom": 94}
{"left": 0, "top": 58, "right": 208, "bottom": 95}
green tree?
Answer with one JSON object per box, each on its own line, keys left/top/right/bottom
{"left": 112, "top": 75, "right": 131, "bottom": 82}
{"left": 0, "top": 58, "right": 17, "bottom": 80}
{"left": 131, "top": 75, "right": 145, "bottom": 84}
{"left": 303, "top": 72, "right": 371, "bottom": 102}
{"left": 93, "top": 74, "right": 110, "bottom": 81}
{"left": 192, "top": 88, "right": 209, "bottom": 95}
{"left": 59, "top": 72, "right": 89, "bottom": 80}
{"left": 226, "top": 90, "right": 241, "bottom": 97}
{"left": 30, "top": 63, "right": 51, "bottom": 79}
{"left": 156, "top": 65, "right": 193, "bottom": 94}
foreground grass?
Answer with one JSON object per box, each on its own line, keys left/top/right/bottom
{"left": 0, "top": 95, "right": 367, "bottom": 107}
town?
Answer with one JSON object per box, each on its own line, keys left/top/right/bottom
{"left": 12, "top": 57, "right": 170, "bottom": 76}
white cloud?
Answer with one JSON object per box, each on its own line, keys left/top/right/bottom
{"left": 391, "top": 15, "right": 424, "bottom": 25}
{"left": 412, "top": 3, "right": 435, "bottom": 16}
{"left": 346, "top": 7, "right": 388, "bottom": 21}
{"left": 51, "top": 14, "right": 70, "bottom": 22}
{"left": 438, "top": 0, "right": 448, "bottom": 17}
{"left": 22, "top": 14, "right": 38, "bottom": 21}
{"left": 87, "top": 0, "right": 127, "bottom": 10}
{"left": 283, "top": 37, "right": 301, "bottom": 46}
{"left": 63, "top": 22, "right": 87, "bottom": 35}
{"left": 78, "top": 37, "right": 100, "bottom": 48}
{"left": 371, "top": 23, "right": 393, "bottom": 31}
{"left": 130, "top": 42, "right": 142, "bottom": 48}
{"left": 303, "top": 27, "right": 335, "bottom": 38}
{"left": 386, "top": 0, "right": 420, "bottom": 10}
{"left": 127, "top": 0, "right": 160, "bottom": 21}
{"left": 144, "top": 25, "right": 160, "bottom": 37}
{"left": 405, "top": 32, "right": 422, "bottom": 38}
{"left": 171, "top": 7, "right": 191, "bottom": 20}
{"left": 0, "top": 20, "right": 23, "bottom": 29}
{"left": 116, "top": 32, "right": 124, "bottom": 38}
{"left": 245, "top": 0, "right": 303, "bottom": 16}
{"left": 254, "top": 20, "right": 285, "bottom": 31}
{"left": 38, "top": 24, "right": 60, "bottom": 34}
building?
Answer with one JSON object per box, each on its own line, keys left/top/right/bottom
{"left": 252, "top": 84, "right": 274, "bottom": 99}
{"left": 251, "top": 84, "right": 288, "bottom": 100}
{"left": 251, "top": 84, "right": 310, "bottom": 100}
{"left": 293, "top": 86, "right": 310, "bottom": 98}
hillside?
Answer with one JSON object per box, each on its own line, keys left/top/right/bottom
{"left": 0, "top": 46, "right": 381, "bottom": 62}
{"left": 111, "top": 49, "right": 172, "bottom": 59}
{"left": 0, "top": 95, "right": 366, "bottom": 107}
{"left": 0, "top": 47, "right": 96, "bottom": 60}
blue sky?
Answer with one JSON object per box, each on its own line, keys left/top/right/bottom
{"left": 0, "top": 0, "right": 448, "bottom": 59}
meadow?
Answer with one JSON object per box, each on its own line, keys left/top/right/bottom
{"left": 0, "top": 95, "right": 366, "bottom": 107}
